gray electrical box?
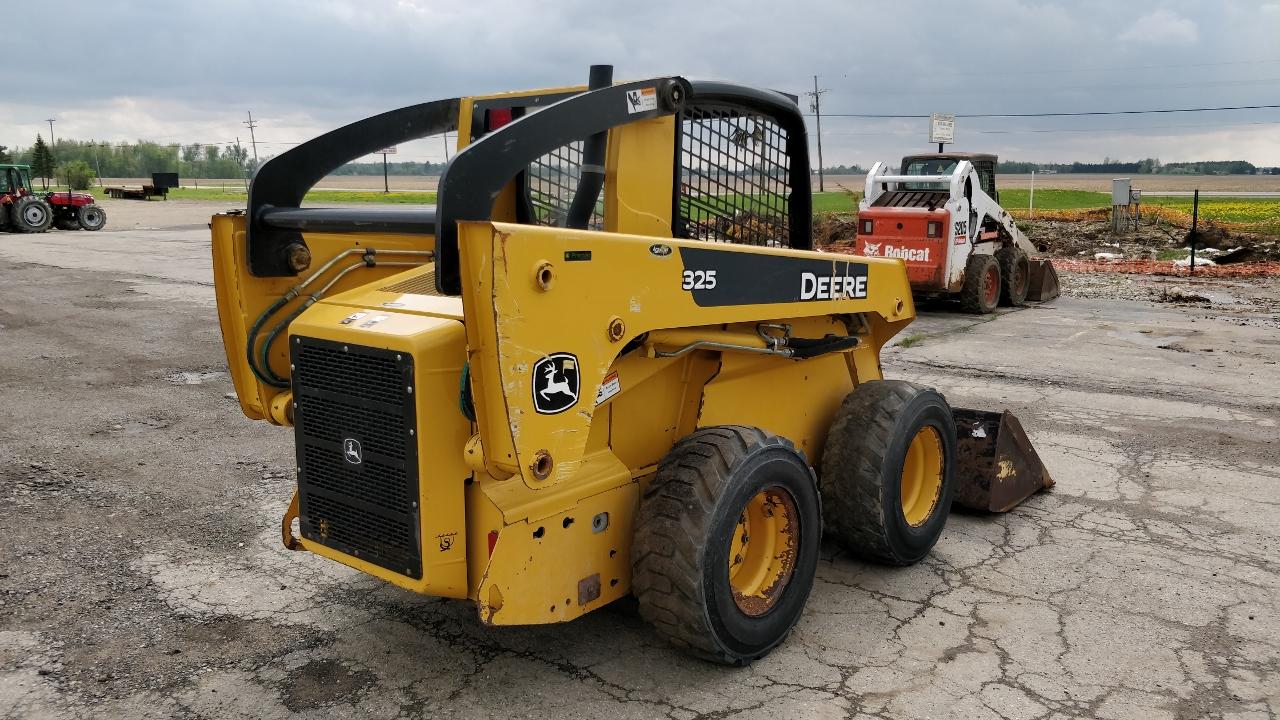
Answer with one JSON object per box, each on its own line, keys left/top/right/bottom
{"left": 1129, "top": 188, "right": 1142, "bottom": 204}
{"left": 1112, "top": 178, "right": 1131, "bottom": 206}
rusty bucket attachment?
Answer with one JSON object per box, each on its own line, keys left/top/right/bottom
{"left": 1026, "top": 258, "right": 1060, "bottom": 302}
{"left": 952, "top": 409, "right": 1054, "bottom": 512}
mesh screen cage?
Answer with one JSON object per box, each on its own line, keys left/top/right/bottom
{"left": 522, "top": 141, "right": 603, "bottom": 230}
{"left": 675, "top": 105, "right": 795, "bottom": 248}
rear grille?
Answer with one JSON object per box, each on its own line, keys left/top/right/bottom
{"left": 291, "top": 336, "right": 421, "bottom": 578}
{"left": 379, "top": 270, "right": 442, "bottom": 296}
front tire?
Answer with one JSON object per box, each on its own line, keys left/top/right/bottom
{"left": 821, "top": 380, "right": 957, "bottom": 565}
{"left": 632, "top": 426, "right": 822, "bottom": 665}
{"left": 996, "top": 247, "right": 1030, "bottom": 306}
{"left": 13, "top": 196, "right": 52, "bottom": 233}
{"left": 959, "top": 253, "right": 1001, "bottom": 314}
{"left": 77, "top": 204, "right": 107, "bottom": 231}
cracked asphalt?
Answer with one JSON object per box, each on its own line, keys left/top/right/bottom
{"left": 2, "top": 204, "right": 1278, "bottom": 719}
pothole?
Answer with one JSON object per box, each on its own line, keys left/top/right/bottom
{"left": 280, "top": 659, "right": 375, "bottom": 711}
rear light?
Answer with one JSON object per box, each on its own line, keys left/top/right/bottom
{"left": 927, "top": 221, "right": 941, "bottom": 238}
{"left": 860, "top": 219, "right": 874, "bottom": 235}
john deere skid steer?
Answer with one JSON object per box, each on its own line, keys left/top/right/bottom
{"left": 211, "top": 66, "right": 1051, "bottom": 664}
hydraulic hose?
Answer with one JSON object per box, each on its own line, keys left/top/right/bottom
{"left": 245, "top": 249, "right": 432, "bottom": 387}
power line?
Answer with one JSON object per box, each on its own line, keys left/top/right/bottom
{"left": 838, "top": 56, "right": 1280, "bottom": 80}
{"left": 813, "top": 104, "right": 1280, "bottom": 119}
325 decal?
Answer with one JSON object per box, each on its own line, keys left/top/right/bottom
{"left": 681, "top": 269, "right": 718, "bottom": 290}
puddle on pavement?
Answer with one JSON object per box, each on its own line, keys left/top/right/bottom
{"left": 167, "top": 371, "right": 227, "bottom": 385}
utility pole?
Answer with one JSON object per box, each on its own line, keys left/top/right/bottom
{"left": 46, "top": 118, "right": 56, "bottom": 190}
{"left": 807, "top": 77, "right": 827, "bottom": 192}
{"left": 243, "top": 111, "right": 260, "bottom": 166}
{"left": 94, "top": 142, "right": 103, "bottom": 185}
{"left": 442, "top": 132, "right": 451, "bottom": 162}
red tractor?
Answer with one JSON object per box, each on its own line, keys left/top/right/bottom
{"left": 1, "top": 164, "right": 107, "bottom": 232}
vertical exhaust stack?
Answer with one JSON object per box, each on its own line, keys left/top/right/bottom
{"left": 564, "top": 64, "right": 613, "bottom": 229}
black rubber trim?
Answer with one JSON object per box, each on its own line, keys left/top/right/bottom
{"left": 788, "top": 334, "right": 859, "bottom": 359}
{"left": 247, "top": 98, "right": 460, "bottom": 277}
{"left": 433, "top": 76, "right": 689, "bottom": 295}
{"left": 261, "top": 206, "right": 437, "bottom": 235}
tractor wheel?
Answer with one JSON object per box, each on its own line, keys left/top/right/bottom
{"left": 996, "top": 247, "right": 1030, "bottom": 306}
{"left": 820, "top": 380, "right": 956, "bottom": 566}
{"left": 13, "top": 196, "right": 52, "bottom": 233}
{"left": 632, "top": 425, "right": 821, "bottom": 665}
{"left": 959, "top": 253, "right": 1001, "bottom": 314}
{"left": 77, "top": 204, "right": 107, "bottom": 231}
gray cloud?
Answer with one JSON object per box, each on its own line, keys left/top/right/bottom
{"left": 5, "top": 0, "right": 1278, "bottom": 165}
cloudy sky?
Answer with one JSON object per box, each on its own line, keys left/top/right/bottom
{"left": 5, "top": 0, "right": 1279, "bottom": 167}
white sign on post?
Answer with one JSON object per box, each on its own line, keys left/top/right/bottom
{"left": 929, "top": 113, "right": 955, "bottom": 145}
{"left": 378, "top": 146, "right": 397, "bottom": 155}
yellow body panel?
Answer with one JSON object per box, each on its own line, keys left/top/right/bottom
{"left": 210, "top": 214, "right": 435, "bottom": 421}
{"left": 287, "top": 301, "right": 472, "bottom": 598}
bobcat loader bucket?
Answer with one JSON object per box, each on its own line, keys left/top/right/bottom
{"left": 952, "top": 408, "right": 1054, "bottom": 512}
{"left": 1026, "top": 258, "right": 1060, "bottom": 302}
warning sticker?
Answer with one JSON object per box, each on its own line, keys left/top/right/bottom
{"left": 595, "top": 371, "right": 621, "bottom": 406}
{"left": 625, "top": 87, "right": 658, "bottom": 114}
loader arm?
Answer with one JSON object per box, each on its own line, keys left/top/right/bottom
{"left": 457, "top": 221, "right": 915, "bottom": 489}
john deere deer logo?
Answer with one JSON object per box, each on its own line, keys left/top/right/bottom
{"left": 343, "top": 438, "right": 363, "bottom": 465}
{"left": 533, "top": 353, "right": 580, "bottom": 415}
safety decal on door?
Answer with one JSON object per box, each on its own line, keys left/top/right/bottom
{"left": 533, "top": 353, "right": 580, "bottom": 415}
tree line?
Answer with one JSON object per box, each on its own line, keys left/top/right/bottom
{"left": 994, "top": 158, "right": 1260, "bottom": 175}
{"left": 1, "top": 138, "right": 254, "bottom": 182}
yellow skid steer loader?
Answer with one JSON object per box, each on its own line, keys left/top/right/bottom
{"left": 210, "top": 66, "right": 1051, "bottom": 664}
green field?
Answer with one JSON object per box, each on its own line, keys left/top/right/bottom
{"left": 65, "top": 182, "right": 1279, "bottom": 233}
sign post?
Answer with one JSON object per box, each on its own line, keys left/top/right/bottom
{"left": 929, "top": 113, "right": 955, "bottom": 153}
{"left": 378, "top": 146, "right": 397, "bottom": 193}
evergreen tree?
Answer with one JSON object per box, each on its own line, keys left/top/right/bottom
{"left": 31, "top": 135, "right": 54, "bottom": 189}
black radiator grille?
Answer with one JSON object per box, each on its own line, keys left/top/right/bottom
{"left": 676, "top": 105, "right": 792, "bottom": 248}
{"left": 291, "top": 336, "right": 421, "bottom": 579}
{"left": 294, "top": 342, "right": 405, "bottom": 406}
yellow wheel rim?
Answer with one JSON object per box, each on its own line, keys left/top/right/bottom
{"left": 728, "top": 488, "right": 799, "bottom": 617}
{"left": 900, "top": 426, "right": 944, "bottom": 527}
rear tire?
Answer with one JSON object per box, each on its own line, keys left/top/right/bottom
{"left": 996, "top": 247, "right": 1029, "bottom": 306}
{"left": 632, "top": 425, "right": 821, "bottom": 665}
{"left": 820, "top": 380, "right": 957, "bottom": 565}
{"left": 959, "top": 253, "right": 1000, "bottom": 314}
{"left": 77, "top": 204, "right": 107, "bottom": 231}
{"left": 13, "top": 196, "right": 52, "bottom": 233}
